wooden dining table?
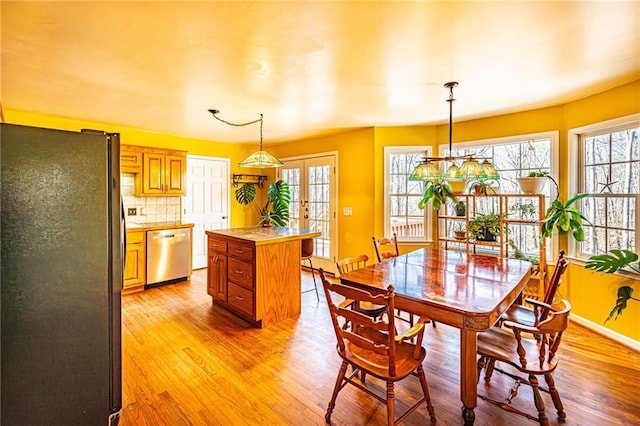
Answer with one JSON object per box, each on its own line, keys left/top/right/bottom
{"left": 339, "top": 247, "right": 532, "bottom": 425}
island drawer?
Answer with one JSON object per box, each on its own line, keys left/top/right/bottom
{"left": 227, "top": 258, "right": 254, "bottom": 289}
{"left": 227, "top": 283, "right": 254, "bottom": 317}
{"left": 208, "top": 237, "right": 227, "bottom": 254}
{"left": 228, "top": 241, "right": 254, "bottom": 261}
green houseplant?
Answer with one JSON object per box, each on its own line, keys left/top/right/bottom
{"left": 417, "top": 180, "right": 458, "bottom": 211}
{"left": 468, "top": 178, "right": 498, "bottom": 196}
{"left": 585, "top": 249, "right": 639, "bottom": 321}
{"left": 235, "top": 180, "right": 291, "bottom": 226}
{"left": 541, "top": 193, "right": 591, "bottom": 241}
{"left": 468, "top": 213, "right": 500, "bottom": 242}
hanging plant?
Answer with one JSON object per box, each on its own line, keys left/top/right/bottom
{"left": 417, "top": 180, "right": 458, "bottom": 211}
{"left": 541, "top": 193, "right": 591, "bottom": 241}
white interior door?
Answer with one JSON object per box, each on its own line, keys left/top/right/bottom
{"left": 280, "top": 155, "right": 337, "bottom": 273}
{"left": 182, "top": 155, "right": 229, "bottom": 270}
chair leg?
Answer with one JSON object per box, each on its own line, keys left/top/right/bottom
{"left": 530, "top": 374, "right": 550, "bottom": 426}
{"left": 308, "top": 258, "right": 319, "bottom": 301}
{"left": 416, "top": 365, "right": 436, "bottom": 423}
{"left": 386, "top": 381, "right": 395, "bottom": 426}
{"left": 484, "top": 359, "right": 496, "bottom": 383}
{"left": 325, "top": 360, "right": 348, "bottom": 424}
{"left": 301, "top": 258, "right": 319, "bottom": 302}
{"left": 544, "top": 373, "right": 566, "bottom": 422}
{"left": 477, "top": 356, "right": 487, "bottom": 384}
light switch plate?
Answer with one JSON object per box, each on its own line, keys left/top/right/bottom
{"left": 343, "top": 207, "right": 353, "bottom": 216}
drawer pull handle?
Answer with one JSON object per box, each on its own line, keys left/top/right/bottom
{"left": 235, "top": 270, "right": 243, "bottom": 275}
{"left": 235, "top": 296, "right": 244, "bottom": 301}
{"left": 235, "top": 249, "right": 244, "bottom": 253}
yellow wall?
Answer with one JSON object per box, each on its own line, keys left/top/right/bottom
{"left": 269, "top": 128, "right": 377, "bottom": 261}
{"left": 4, "top": 79, "right": 639, "bottom": 342}
{"left": 3, "top": 108, "right": 259, "bottom": 227}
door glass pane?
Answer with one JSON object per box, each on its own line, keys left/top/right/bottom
{"left": 309, "top": 165, "right": 330, "bottom": 259}
{"left": 282, "top": 167, "right": 300, "bottom": 229}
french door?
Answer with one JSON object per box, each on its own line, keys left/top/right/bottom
{"left": 279, "top": 154, "right": 337, "bottom": 273}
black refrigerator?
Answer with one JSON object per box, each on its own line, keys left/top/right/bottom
{"left": 1, "top": 123, "right": 122, "bottom": 425}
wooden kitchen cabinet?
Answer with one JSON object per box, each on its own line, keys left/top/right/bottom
{"left": 136, "top": 150, "right": 186, "bottom": 196}
{"left": 124, "top": 230, "right": 146, "bottom": 293}
{"left": 207, "top": 237, "right": 228, "bottom": 301}
{"left": 120, "top": 145, "right": 144, "bottom": 174}
{"left": 205, "top": 227, "right": 321, "bottom": 328}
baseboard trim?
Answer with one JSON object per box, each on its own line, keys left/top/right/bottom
{"left": 571, "top": 314, "right": 640, "bottom": 352}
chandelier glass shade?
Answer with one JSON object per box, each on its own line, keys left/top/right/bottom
{"left": 409, "top": 82, "right": 500, "bottom": 183}
{"left": 208, "top": 109, "right": 283, "bottom": 168}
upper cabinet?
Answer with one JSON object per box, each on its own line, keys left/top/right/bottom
{"left": 120, "top": 145, "right": 144, "bottom": 174}
{"left": 121, "top": 145, "right": 187, "bottom": 196}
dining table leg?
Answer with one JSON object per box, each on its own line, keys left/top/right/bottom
{"left": 460, "top": 329, "right": 478, "bottom": 425}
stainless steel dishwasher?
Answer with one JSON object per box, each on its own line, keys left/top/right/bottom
{"left": 146, "top": 228, "right": 191, "bottom": 287}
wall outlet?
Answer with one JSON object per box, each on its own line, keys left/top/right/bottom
{"left": 127, "top": 207, "right": 137, "bottom": 216}
{"left": 343, "top": 207, "right": 353, "bottom": 216}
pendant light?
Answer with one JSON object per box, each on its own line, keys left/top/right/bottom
{"left": 208, "top": 109, "right": 283, "bottom": 168}
{"left": 409, "top": 82, "right": 499, "bottom": 182}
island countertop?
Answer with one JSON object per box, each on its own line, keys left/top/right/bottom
{"left": 206, "top": 226, "right": 321, "bottom": 246}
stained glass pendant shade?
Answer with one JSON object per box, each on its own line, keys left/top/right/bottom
{"left": 409, "top": 82, "right": 500, "bottom": 182}
{"left": 208, "top": 109, "right": 283, "bottom": 168}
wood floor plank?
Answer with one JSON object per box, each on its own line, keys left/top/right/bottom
{"left": 119, "top": 269, "right": 640, "bottom": 425}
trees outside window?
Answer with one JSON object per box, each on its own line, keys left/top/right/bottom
{"left": 578, "top": 122, "right": 639, "bottom": 257}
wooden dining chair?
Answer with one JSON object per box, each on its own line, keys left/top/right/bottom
{"left": 300, "top": 238, "right": 318, "bottom": 301}
{"left": 336, "top": 255, "right": 387, "bottom": 320}
{"left": 372, "top": 233, "right": 400, "bottom": 263}
{"left": 477, "top": 299, "right": 571, "bottom": 425}
{"left": 372, "top": 234, "right": 433, "bottom": 329}
{"left": 319, "top": 269, "right": 437, "bottom": 425}
{"left": 500, "top": 250, "right": 568, "bottom": 327}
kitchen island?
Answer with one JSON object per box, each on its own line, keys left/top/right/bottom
{"left": 206, "top": 226, "right": 321, "bottom": 328}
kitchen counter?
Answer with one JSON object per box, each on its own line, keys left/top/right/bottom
{"left": 123, "top": 222, "right": 194, "bottom": 293}
{"left": 126, "top": 221, "right": 194, "bottom": 231}
{"left": 205, "top": 226, "right": 321, "bottom": 328}
{"left": 206, "top": 226, "right": 319, "bottom": 245}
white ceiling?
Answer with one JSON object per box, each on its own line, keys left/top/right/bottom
{"left": 2, "top": 1, "right": 639, "bottom": 145}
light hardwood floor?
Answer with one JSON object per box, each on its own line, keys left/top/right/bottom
{"left": 120, "top": 269, "right": 640, "bottom": 425}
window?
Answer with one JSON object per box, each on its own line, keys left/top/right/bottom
{"left": 446, "top": 134, "right": 556, "bottom": 199}
{"left": 573, "top": 116, "right": 639, "bottom": 257}
{"left": 446, "top": 133, "right": 558, "bottom": 259}
{"left": 384, "top": 147, "right": 430, "bottom": 241}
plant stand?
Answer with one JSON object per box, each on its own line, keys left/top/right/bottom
{"left": 435, "top": 193, "right": 548, "bottom": 302}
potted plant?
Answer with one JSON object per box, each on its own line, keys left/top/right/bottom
{"left": 452, "top": 222, "right": 466, "bottom": 240}
{"left": 468, "top": 213, "right": 500, "bottom": 242}
{"left": 235, "top": 179, "right": 291, "bottom": 226}
{"left": 417, "top": 180, "right": 458, "bottom": 211}
{"left": 468, "top": 178, "right": 498, "bottom": 196}
{"left": 508, "top": 201, "right": 536, "bottom": 220}
{"left": 585, "top": 249, "right": 639, "bottom": 321}
{"left": 517, "top": 170, "right": 549, "bottom": 194}
{"left": 454, "top": 200, "right": 466, "bottom": 216}
{"left": 541, "top": 193, "right": 591, "bottom": 241}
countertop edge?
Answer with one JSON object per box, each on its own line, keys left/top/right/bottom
{"left": 127, "top": 223, "right": 194, "bottom": 232}
{"left": 206, "top": 227, "right": 321, "bottom": 246}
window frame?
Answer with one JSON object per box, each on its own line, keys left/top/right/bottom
{"left": 383, "top": 146, "right": 432, "bottom": 243}
{"left": 439, "top": 131, "right": 560, "bottom": 260}
{"left": 568, "top": 113, "right": 640, "bottom": 260}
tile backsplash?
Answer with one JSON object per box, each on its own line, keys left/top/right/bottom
{"left": 121, "top": 173, "right": 181, "bottom": 223}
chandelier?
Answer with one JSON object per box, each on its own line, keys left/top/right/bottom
{"left": 208, "top": 109, "right": 284, "bottom": 168}
{"left": 409, "top": 82, "right": 499, "bottom": 182}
